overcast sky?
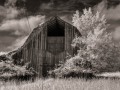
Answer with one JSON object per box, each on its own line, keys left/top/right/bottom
{"left": 0, "top": 0, "right": 120, "bottom": 53}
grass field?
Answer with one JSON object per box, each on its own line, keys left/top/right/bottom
{"left": 0, "top": 78, "right": 120, "bottom": 90}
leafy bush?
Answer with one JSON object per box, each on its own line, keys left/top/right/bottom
{"left": 49, "top": 55, "right": 94, "bottom": 78}
{"left": 0, "top": 60, "right": 37, "bottom": 81}
{"left": 0, "top": 53, "right": 37, "bottom": 81}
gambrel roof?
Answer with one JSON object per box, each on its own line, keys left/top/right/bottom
{"left": 14, "top": 16, "right": 81, "bottom": 53}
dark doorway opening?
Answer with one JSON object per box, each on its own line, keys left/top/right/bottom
{"left": 47, "top": 19, "right": 65, "bottom": 36}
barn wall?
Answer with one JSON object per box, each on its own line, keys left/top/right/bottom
{"left": 65, "top": 23, "right": 80, "bottom": 55}
{"left": 12, "top": 24, "right": 47, "bottom": 77}
{"left": 12, "top": 17, "right": 81, "bottom": 77}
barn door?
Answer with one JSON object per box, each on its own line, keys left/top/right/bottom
{"left": 42, "top": 37, "right": 64, "bottom": 77}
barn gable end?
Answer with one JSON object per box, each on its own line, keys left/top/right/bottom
{"left": 12, "top": 16, "right": 81, "bottom": 77}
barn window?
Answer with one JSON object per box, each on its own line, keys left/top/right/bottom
{"left": 47, "top": 18, "right": 65, "bottom": 36}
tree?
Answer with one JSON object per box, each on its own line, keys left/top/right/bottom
{"left": 72, "top": 8, "right": 120, "bottom": 72}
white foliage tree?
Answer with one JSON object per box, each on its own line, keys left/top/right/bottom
{"left": 71, "top": 8, "right": 120, "bottom": 72}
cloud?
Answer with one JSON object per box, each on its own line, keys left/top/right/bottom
{"left": 94, "top": 0, "right": 120, "bottom": 20}
{"left": 0, "top": 35, "right": 17, "bottom": 52}
{"left": 105, "top": 3, "right": 120, "bottom": 39}
{"left": 0, "top": 52, "right": 8, "bottom": 55}
{"left": 0, "top": 15, "right": 45, "bottom": 36}
{"left": 113, "top": 26, "right": 120, "bottom": 40}
{"left": 0, "top": 15, "right": 45, "bottom": 52}
{"left": 106, "top": 5, "right": 120, "bottom": 20}
{"left": 0, "top": 0, "right": 24, "bottom": 20}
{"left": 94, "top": 0, "right": 120, "bottom": 40}
{"left": 0, "top": 0, "right": 45, "bottom": 52}
{"left": 0, "top": 6, "right": 19, "bottom": 21}
{"left": 5, "top": 0, "right": 17, "bottom": 7}
{"left": 40, "top": 2, "right": 53, "bottom": 10}
{"left": 5, "top": 7, "right": 23, "bottom": 19}
{"left": 7, "top": 36, "right": 28, "bottom": 51}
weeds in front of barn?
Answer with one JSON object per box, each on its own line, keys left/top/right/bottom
{"left": 0, "top": 78, "right": 120, "bottom": 90}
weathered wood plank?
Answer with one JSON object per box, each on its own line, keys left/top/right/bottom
{"left": 12, "top": 16, "right": 81, "bottom": 77}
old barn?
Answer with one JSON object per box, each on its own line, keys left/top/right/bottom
{"left": 12, "top": 16, "right": 81, "bottom": 77}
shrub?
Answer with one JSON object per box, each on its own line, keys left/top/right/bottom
{"left": 0, "top": 52, "right": 37, "bottom": 81}
{"left": 49, "top": 55, "right": 94, "bottom": 78}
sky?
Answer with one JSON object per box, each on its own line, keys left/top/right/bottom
{"left": 0, "top": 0, "right": 120, "bottom": 53}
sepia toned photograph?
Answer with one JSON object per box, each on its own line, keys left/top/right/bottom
{"left": 0, "top": 0, "right": 120, "bottom": 90}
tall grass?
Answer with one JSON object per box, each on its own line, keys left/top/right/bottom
{"left": 0, "top": 78, "right": 120, "bottom": 90}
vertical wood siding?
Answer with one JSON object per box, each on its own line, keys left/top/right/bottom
{"left": 12, "top": 17, "right": 81, "bottom": 77}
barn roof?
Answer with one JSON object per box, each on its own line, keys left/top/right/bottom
{"left": 17, "top": 16, "right": 81, "bottom": 51}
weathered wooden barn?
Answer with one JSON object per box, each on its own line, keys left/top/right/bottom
{"left": 12, "top": 16, "right": 81, "bottom": 77}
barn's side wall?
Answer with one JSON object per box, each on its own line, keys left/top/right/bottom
{"left": 13, "top": 23, "right": 48, "bottom": 77}
{"left": 12, "top": 17, "right": 81, "bottom": 77}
